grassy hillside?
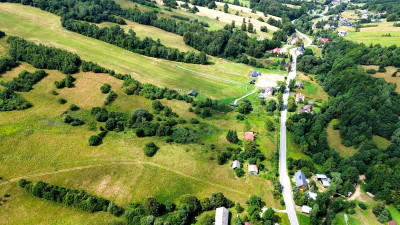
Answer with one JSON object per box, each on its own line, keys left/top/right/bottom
{"left": 0, "top": 3, "right": 260, "bottom": 101}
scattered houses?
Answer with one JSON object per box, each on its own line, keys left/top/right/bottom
{"left": 295, "top": 170, "right": 308, "bottom": 190}
{"left": 251, "top": 70, "right": 261, "bottom": 77}
{"left": 316, "top": 174, "right": 331, "bottom": 188}
{"left": 232, "top": 160, "right": 240, "bottom": 169}
{"left": 188, "top": 90, "right": 197, "bottom": 97}
{"left": 245, "top": 132, "right": 255, "bottom": 141}
{"left": 248, "top": 164, "right": 259, "bottom": 175}
{"left": 302, "top": 205, "right": 312, "bottom": 214}
{"left": 295, "top": 93, "right": 306, "bottom": 102}
{"left": 215, "top": 207, "right": 229, "bottom": 225}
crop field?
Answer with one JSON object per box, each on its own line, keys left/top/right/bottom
{"left": 341, "top": 21, "right": 400, "bottom": 46}
{"left": 0, "top": 3, "right": 265, "bottom": 101}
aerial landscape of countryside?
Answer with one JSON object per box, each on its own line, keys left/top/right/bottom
{"left": 0, "top": 0, "right": 400, "bottom": 224}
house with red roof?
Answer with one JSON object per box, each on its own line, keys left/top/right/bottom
{"left": 270, "top": 47, "right": 280, "bottom": 55}
{"left": 245, "top": 132, "right": 255, "bottom": 141}
{"left": 296, "top": 93, "right": 306, "bottom": 102}
{"left": 317, "top": 37, "right": 330, "bottom": 43}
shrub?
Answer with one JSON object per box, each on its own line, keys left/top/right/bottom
{"left": 69, "top": 104, "right": 79, "bottom": 111}
{"left": 143, "top": 197, "right": 163, "bottom": 217}
{"left": 100, "top": 83, "right": 111, "bottom": 94}
{"left": 89, "top": 135, "right": 102, "bottom": 146}
{"left": 235, "top": 203, "right": 244, "bottom": 213}
{"left": 358, "top": 202, "right": 367, "bottom": 210}
{"left": 51, "top": 89, "right": 58, "bottom": 95}
{"left": 366, "top": 69, "right": 377, "bottom": 74}
{"left": 236, "top": 114, "right": 245, "bottom": 120}
{"left": 144, "top": 141, "right": 159, "bottom": 157}
{"left": 71, "top": 119, "right": 84, "bottom": 126}
{"left": 378, "top": 67, "right": 386, "bottom": 73}
{"left": 18, "top": 179, "right": 29, "bottom": 188}
{"left": 226, "top": 130, "right": 239, "bottom": 143}
{"left": 58, "top": 98, "right": 67, "bottom": 104}
{"left": 235, "top": 168, "right": 245, "bottom": 177}
{"left": 188, "top": 107, "right": 193, "bottom": 112}
{"left": 88, "top": 121, "right": 97, "bottom": 131}
{"left": 104, "top": 90, "right": 117, "bottom": 105}
{"left": 62, "top": 114, "right": 74, "bottom": 123}
{"left": 189, "top": 118, "right": 199, "bottom": 124}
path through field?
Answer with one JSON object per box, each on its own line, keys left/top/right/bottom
{"left": 0, "top": 160, "right": 248, "bottom": 196}
{"left": 233, "top": 88, "right": 257, "bottom": 104}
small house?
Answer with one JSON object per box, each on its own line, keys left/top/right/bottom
{"left": 270, "top": 47, "right": 280, "bottom": 55}
{"left": 232, "top": 160, "right": 240, "bottom": 169}
{"left": 188, "top": 90, "right": 197, "bottom": 97}
{"left": 265, "top": 87, "right": 274, "bottom": 96}
{"left": 291, "top": 33, "right": 297, "bottom": 38}
{"left": 229, "top": 103, "right": 238, "bottom": 107}
{"left": 389, "top": 220, "right": 397, "bottom": 225}
{"left": 338, "top": 30, "right": 348, "bottom": 36}
{"left": 298, "top": 109, "right": 306, "bottom": 114}
{"left": 302, "top": 205, "right": 312, "bottom": 214}
{"left": 251, "top": 70, "right": 261, "bottom": 77}
{"left": 295, "top": 81, "right": 302, "bottom": 89}
{"left": 250, "top": 79, "right": 256, "bottom": 85}
{"left": 303, "top": 105, "right": 311, "bottom": 113}
{"left": 296, "top": 93, "right": 306, "bottom": 102}
{"left": 316, "top": 174, "right": 330, "bottom": 188}
{"left": 295, "top": 170, "right": 308, "bottom": 189}
{"left": 215, "top": 207, "right": 229, "bottom": 225}
{"left": 291, "top": 37, "right": 299, "bottom": 45}
{"left": 245, "top": 132, "right": 255, "bottom": 141}
{"left": 248, "top": 164, "right": 259, "bottom": 175}
{"left": 317, "top": 37, "right": 330, "bottom": 43}
{"left": 297, "top": 46, "right": 305, "bottom": 55}
{"left": 244, "top": 223, "right": 252, "bottom": 225}
{"left": 307, "top": 191, "right": 317, "bottom": 200}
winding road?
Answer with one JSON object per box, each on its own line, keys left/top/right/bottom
{"left": 278, "top": 29, "right": 312, "bottom": 225}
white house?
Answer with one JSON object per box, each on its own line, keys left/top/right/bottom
{"left": 307, "top": 191, "right": 317, "bottom": 200}
{"left": 302, "top": 205, "right": 312, "bottom": 214}
{"left": 215, "top": 207, "right": 229, "bottom": 225}
{"left": 232, "top": 160, "right": 240, "bottom": 169}
{"left": 296, "top": 93, "right": 306, "bottom": 102}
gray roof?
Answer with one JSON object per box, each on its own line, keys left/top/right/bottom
{"left": 316, "top": 174, "right": 327, "bottom": 179}
{"left": 188, "top": 90, "right": 197, "bottom": 96}
{"left": 295, "top": 170, "right": 308, "bottom": 188}
{"left": 251, "top": 70, "right": 260, "bottom": 77}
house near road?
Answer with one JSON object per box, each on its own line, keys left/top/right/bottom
{"left": 251, "top": 70, "right": 261, "bottom": 77}
{"left": 248, "top": 164, "right": 259, "bottom": 174}
{"left": 188, "top": 90, "right": 197, "bottom": 97}
{"left": 302, "top": 205, "right": 312, "bottom": 214}
{"left": 306, "top": 191, "right": 317, "bottom": 200}
{"left": 260, "top": 88, "right": 274, "bottom": 99}
{"left": 316, "top": 174, "right": 331, "bottom": 188}
{"left": 245, "top": 132, "right": 255, "bottom": 141}
{"left": 295, "top": 170, "right": 308, "bottom": 189}
{"left": 232, "top": 160, "right": 240, "bottom": 169}
{"left": 295, "top": 81, "right": 302, "bottom": 89}
{"left": 296, "top": 93, "right": 306, "bottom": 102}
{"left": 215, "top": 207, "right": 229, "bottom": 225}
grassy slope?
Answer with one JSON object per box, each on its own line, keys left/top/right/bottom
{"left": 342, "top": 21, "right": 400, "bottom": 46}
{"left": 297, "top": 73, "right": 328, "bottom": 101}
{"left": 327, "top": 119, "right": 358, "bottom": 157}
{"left": 0, "top": 3, "right": 259, "bottom": 100}
{"left": 0, "top": 63, "right": 280, "bottom": 223}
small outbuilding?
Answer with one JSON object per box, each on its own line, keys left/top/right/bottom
{"left": 295, "top": 170, "right": 308, "bottom": 189}
{"left": 188, "top": 90, "right": 197, "bottom": 97}
{"left": 251, "top": 70, "right": 261, "bottom": 77}
{"left": 248, "top": 164, "right": 259, "bottom": 175}
{"left": 245, "top": 132, "right": 255, "bottom": 141}
{"left": 307, "top": 191, "right": 317, "bottom": 200}
{"left": 302, "top": 205, "right": 312, "bottom": 214}
{"left": 232, "top": 160, "right": 240, "bottom": 169}
{"left": 215, "top": 207, "right": 229, "bottom": 225}
{"left": 296, "top": 93, "right": 306, "bottom": 102}
{"left": 389, "top": 220, "right": 397, "bottom": 225}
{"left": 295, "top": 81, "right": 302, "bottom": 89}
{"left": 316, "top": 174, "right": 330, "bottom": 188}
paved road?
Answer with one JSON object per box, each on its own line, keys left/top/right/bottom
{"left": 312, "top": 6, "right": 329, "bottom": 30}
{"left": 279, "top": 46, "right": 299, "bottom": 225}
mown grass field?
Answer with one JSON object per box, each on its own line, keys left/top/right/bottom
{"left": 341, "top": 21, "right": 400, "bottom": 46}
{"left": 297, "top": 73, "right": 328, "bottom": 101}
{"left": 327, "top": 119, "right": 358, "bottom": 157}
{"left": 0, "top": 2, "right": 262, "bottom": 101}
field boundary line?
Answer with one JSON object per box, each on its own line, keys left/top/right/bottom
{"left": 0, "top": 161, "right": 248, "bottom": 196}
{"left": 174, "top": 65, "right": 245, "bottom": 85}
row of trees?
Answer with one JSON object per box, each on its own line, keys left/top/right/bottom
{"left": 1, "top": 70, "right": 47, "bottom": 92}
{"left": 61, "top": 18, "right": 209, "bottom": 64}
{"left": 19, "top": 179, "right": 124, "bottom": 216}
{"left": 7, "top": 36, "right": 81, "bottom": 74}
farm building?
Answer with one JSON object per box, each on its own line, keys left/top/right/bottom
{"left": 251, "top": 70, "right": 261, "bottom": 77}
{"left": 295, "top": 170, "right": 308, "bottom": 189}
{"left": 188, "top": 90, "right": 197, "bottom": 97}
{"left": 296, "top": 93, "right": 306, "bottom": 102}
{"left": 215, "top": 207, "right": 229, "bottom": 225}
{"left": 316, "top": 174, "right": 330, "bottom": 188}
{"left": 248, "top": 164, "right": 259, "bottom": 175}
{"left": 245, "top": 132, "right": 255, "bottom": 141}
{"left": 302, "top": 205, "right": 312, "bottom": 214}
{"left": 232, "top": 160, "right": 240, "bottom": 169}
